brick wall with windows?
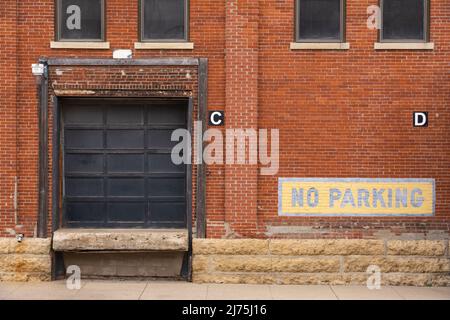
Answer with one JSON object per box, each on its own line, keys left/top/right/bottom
{"left": 0, "top": 0, "right": 226, "bottom": 238}
{"left": 0, "top": 0, "right": 449, "bottom": 240}
{"left": 257, "top": 0, "right": 449, "bottom": 239}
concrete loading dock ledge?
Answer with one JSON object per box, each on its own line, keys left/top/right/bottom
{"left": 52, "top": 229, "right": 189, "bottom": 252}
{"left": 52, "top": 229, "right": 189, "bottom": 278}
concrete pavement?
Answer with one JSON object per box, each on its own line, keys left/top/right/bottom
{"left": 0, "top": 280, "right": 449, "bottom": 300}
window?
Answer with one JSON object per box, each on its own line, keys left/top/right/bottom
{"left": 295, "top": 0, "right": 345, "bottom": 42}
{"left": 381, "top": 0, "right": 428, "bottom": 42}
{"left": 55, "top": 0, "right": 105, "bottom": 41}
{"left": 140, "top": 0, "right": 188, "bottom": 42}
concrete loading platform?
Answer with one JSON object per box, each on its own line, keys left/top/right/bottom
{"left": 52, "top": 229, "right": 189, "bottom": 278}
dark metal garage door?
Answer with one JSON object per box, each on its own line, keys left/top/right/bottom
{"left": 61, "top": 99, "right": 188, "bottom": 228}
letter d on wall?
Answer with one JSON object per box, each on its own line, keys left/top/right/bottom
{"left": 414, "top": 112, "right": 428, "bottom": 127}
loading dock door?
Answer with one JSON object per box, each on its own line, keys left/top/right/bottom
{"left": 62, "top": 99, "right": 187, "bottom": 228}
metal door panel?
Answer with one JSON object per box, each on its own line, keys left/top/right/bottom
{"left": 62, "top": 99, "right": 188, "bottom": 228}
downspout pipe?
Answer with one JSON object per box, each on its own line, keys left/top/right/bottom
{"left": 36, "top": 58, "right": 49, "bottom": 238}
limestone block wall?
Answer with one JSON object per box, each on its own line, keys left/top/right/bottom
{"left": 0, "top": 238, "right": 51, "bottom": 281}
{"left": 192, "top": 239, "right": 450, "bottom": 287}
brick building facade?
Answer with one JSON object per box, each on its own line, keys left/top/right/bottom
{"left": 0, "top": 0, "right": 449, "bottom": 284}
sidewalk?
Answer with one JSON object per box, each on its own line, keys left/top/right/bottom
{"left": 0, "top": 280, "right": 449, "bottom": 300}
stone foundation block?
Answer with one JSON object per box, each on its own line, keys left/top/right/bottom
{"left": 270, "top": 239, "right": 384, "bottom": 256}
{"left": 0, "top": 254, "right": 51, "bottom": 273}
{"left": 344, "top": 256, "right": 450, "bottom": 273}
{"left": 193, "top": 239, "right": 269, "bottom": 255}
{"left": 387, "top": 240, "right": 446, "bottom": 256}
{"left": 0, "top": 238, "right": 51, "bottom": 254}
{"left": 0, "top": 238, "right": 51, "bottom": 282}
{"left": 192, "top": 239, "right": 450, "bottom": 286}
{"left": 271, "top": 257, "right": 340, "bottom": 273}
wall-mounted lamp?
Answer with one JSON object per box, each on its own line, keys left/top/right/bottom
{"left": 31, "top": 63, "right": 47, "bottom": 84}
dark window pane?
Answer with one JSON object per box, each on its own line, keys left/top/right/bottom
{"left": 66, "top": 178, "right": 104, "bottom": 197}
{"left": 149, "top": 202, "right": 186, "bottom": 223}
{"left": 298, "top": 0, "right": 341, "bottom": 40}
{"left": 107, "top": 154, "right": 145, "bottom": 173}
{"left": 58, "top": 0, "right": 103, "bottom": 40}
{"left": 148, "top": 178, "right": 185, "bottom": 197}
{"left": 107, "top": 202, "right": 146, "bottom": 222}
{"left": 66, "top": 201, "right": 105, "bottom": 222}
{"left": 107, "top": 178, "right": 145, "bottom": 197}
{"left": 64, "top": 105, "right": 103, "bottom": 125}
{"left": 142, "top": 0, "right": 186, "bottom": 40}
{"left": 148, "top": 129, "right": 179, "bottom": 149}
{"left": 148, "top": 154, "right": 185, "bottom": 173}
{"left": 383, "top": 0, "right": 424, "bottom": 40}
{"left": 107, "top": 105, "right": 144, "bottom": 125}
{"left": 65, "top": 130, "right": 103, "bottom": 149}
{"left": 66, "top": 154, "right": 103, "bottom": 173}
{"left": 106, "top": 130, "right": 144, "bottom": 149}
{"left": 148, "top": 104, "right": 186, "bottom": 125}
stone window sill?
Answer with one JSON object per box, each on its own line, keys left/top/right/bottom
{"left": 290, "top": 42, "right": 350, "bottom": 50}
{"left": 50, "top": 41, "right": 110, "bottom": 49}
{"left": 374, "top": 42, "right": 434, "bottom": 50}
{"left": 134, "top": 42, "right": 194, "bottom": 50}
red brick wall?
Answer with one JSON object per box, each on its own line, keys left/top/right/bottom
{"left": 223, "top": 0, "right": 260, "bottom": 238}
{"left": 1, "top": 0, "right": 449, "bottom": 239}
{"left": 0, "top": 1, "right": 18, "bottom": 237}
